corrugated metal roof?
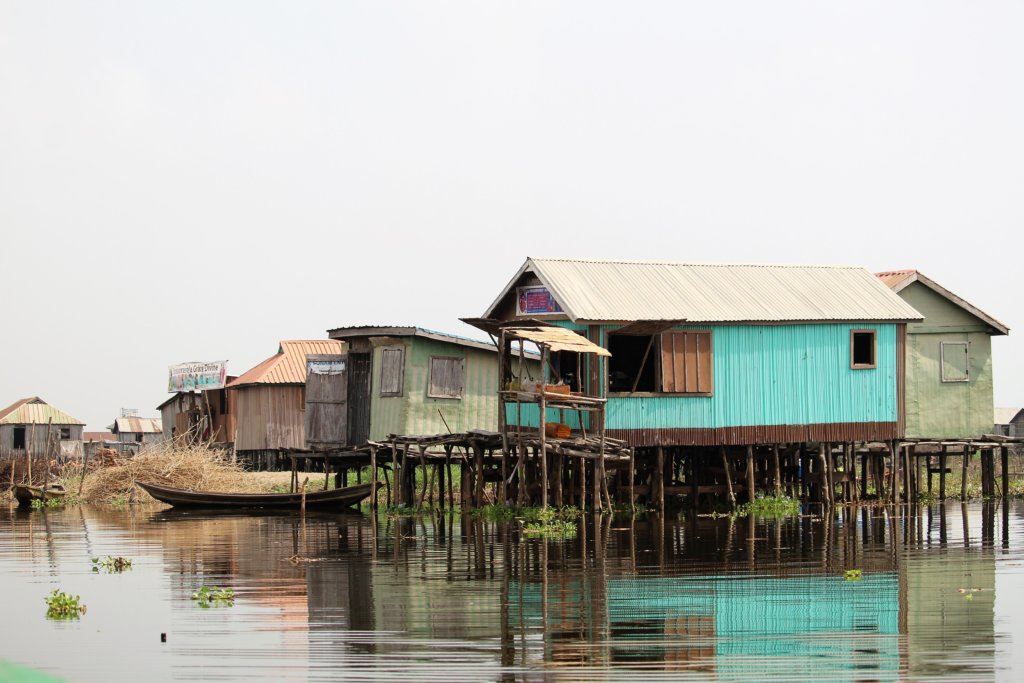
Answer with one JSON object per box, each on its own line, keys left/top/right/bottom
{"left": 327, "top": 325, "right": 510, "bottom": 354}
{"left": 994, "top": 407, "right": 1023, "bottom": 425}
{"left": 505, "top": 326, "right": 611, "bottom": 356}
{"left": 876, "top": 269, "right": 1009, "bottom": 335}
{"left": 112, "top": 417, "right": 162, "bottom": 434}
{"left": 0, "top": 397, "right": 85, "bottom": 425}
{"left": 228, "top": 340, "right": 345, "bottom": 388}
{"left": 83, "top": 431, "right": 116, "bottom": 442}
{"left": 486, "top": 258, "right": 924, "bottom": 324}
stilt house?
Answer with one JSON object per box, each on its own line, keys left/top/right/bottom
{"left": 475, "top": 257, "right": 923, "bottom": 447}
{"left": 227, "top": 340, "right": 345, "bottom": 466}
{"left": 325, "top": 326, "right": 539, "bottom": 443}
{"left": 0, "top": 397, "right": 85, "bottom": 459}
{"left": 157, "top": 381, "right": 238, "bottom": 444}
{"left": 877, "top": 270, "right": 1009, "bottom": 439}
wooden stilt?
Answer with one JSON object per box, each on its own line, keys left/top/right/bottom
{"left": 939, "top": 445, "right": 947, "bottom": 499}
{"left": 1002, "top": 446, "right": 1010, "bottom": 500}
{"left": 720, "top": 446, "right": 735, "bottom": 509}
{"left": 745, "top": 445, "right": 755, "bottom": 504}
{"left": 961, "top": 446, "right": 970, "bottom": 501}
{"left": 474, "top": 443, "right": 485, "bottom": 507}
{"left": 772, "top": 444, "right": 782, "bottom": 498}
{"left": 370, "top": 446, "right": 378, "bottom": 511}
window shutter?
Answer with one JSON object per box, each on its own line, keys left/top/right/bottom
{"left": 380, "top": 347, "right": 405, "bottom": 396}
{"left": 428, "top": 357, "right": 464, "bottom": 398}
{"left": 660, "top": 331, "right": 713, "bottom": 394}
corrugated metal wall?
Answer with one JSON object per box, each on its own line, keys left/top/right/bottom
{"left": 905, "top": 331, "right": 993, "bottom": 439}
{"left": 234, "top": 385, "right": 306, "bottom": 451}
{"left": 511, "top": 321, "right": 900, "bottom": 441}
{"left": 368, "top": 337, "right": 527, "bottom": 440}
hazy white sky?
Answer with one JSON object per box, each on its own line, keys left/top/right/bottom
{"left": 1, "top": 1, "right": 1020, "bottom": 430}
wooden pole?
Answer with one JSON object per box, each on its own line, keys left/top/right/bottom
{"left": 26, "top": 423, "right": 36, "bottom": 485}
{"left": 772, "top": 444, "right": 782, "bottom": 498}
{"left": 655, "top": 446, "right": 665, "bottom": 511}
{"left": 745, "top": 445, "right": 755, "bottom": 504}
{"left": 1001, "top": 446, "right": 1010, "bottom": 500}
{"left": 720, "top": 446, "right": 735, "bottom": 510}
{"left": 961, "top": 445, "right": 970, "bottom": 501}
{"left": 369, "top": 445, "right": 378, "bottom": 511}
{"left": 939, "top": 445, "right": 947, "bottom": 499}
{"left": 539, "top": 348, "right": 549, "bottom": 510}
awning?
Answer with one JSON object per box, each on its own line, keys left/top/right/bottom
{"left": 502, "top": 326, "right": 611, "bottom": 357}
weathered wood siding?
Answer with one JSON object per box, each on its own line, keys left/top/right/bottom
{"left": 898, "top": 281, "right": 996, "bottom": 439}
{"left": 234, "top": 385, "right": 306, "bottom": 451}
{"left": 0, "top": 424, "right": 84, "bottom": 458}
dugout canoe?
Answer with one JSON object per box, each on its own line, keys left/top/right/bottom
{"left": 135, "top": 480, "right": 378, "bottom": 510}
{"left": 14, "top": 483, "right": 67, "bottom": 507}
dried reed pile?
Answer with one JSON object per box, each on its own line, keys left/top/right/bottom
{"left": 80, "top": 441, "right": 261, "bottom": 505}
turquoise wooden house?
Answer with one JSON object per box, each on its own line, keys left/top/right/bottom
{"left": 480, "top": 258, "right": 923, "bottom": 447}
{"left": 877, "top": 269, "right": 1009, "bottom": 440}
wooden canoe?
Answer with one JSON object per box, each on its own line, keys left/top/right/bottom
{"left": 14, "top": 483, "right": 67, "bottom": 507}
{"left": 135, "top": 480, "right": 379, "bottom": 510}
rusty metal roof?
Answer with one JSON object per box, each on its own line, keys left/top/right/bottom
{"left": 485, "top": 258, "right": 924, "bottom": 324}
{"left": 111, "top": 417, "right": 163, "bottom": 434}
{"left": 877, "top": 269, "right": 1009, "bottom": 335}
{"left": 228, "top": 340, "right": 345, "bottom": 388}
{"left": 0, "top": 397, "right": 85, "bottom": 426}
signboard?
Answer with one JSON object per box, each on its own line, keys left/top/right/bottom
{"left": 516, "top": 286, "right": 563, "bottom": 316}
{"left": 168, "top": 361, "right": 228, "bottom": 392}
{"left": 308, "top": 358, "right": 346, "bottom": 375}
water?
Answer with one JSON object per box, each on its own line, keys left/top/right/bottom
{"left": 1, "top": 502, "right": 1023, "bottom": 682}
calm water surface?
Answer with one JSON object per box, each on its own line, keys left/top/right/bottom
{"left": 1, "top": 502, "right": 1023, "bottom": 682}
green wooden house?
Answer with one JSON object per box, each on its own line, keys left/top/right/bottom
{"left": 878, "top": 270, "right": 1009, "bottom": 439}
{"left": 325, "top": 326, "right": 539, "bottom": 444}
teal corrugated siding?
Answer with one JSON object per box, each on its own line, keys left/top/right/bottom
{"left": 509, "top": 322, "right": 898, "bottom": 429}
{"left": 607, "top": 324, "right": 898, "bottom": 430}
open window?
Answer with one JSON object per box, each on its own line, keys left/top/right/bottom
{"left": 553, "top": 350, "right": 582, "bottom": 393}
{"left": 850, "top": 330, "right": 876, "bottom": 369}
{"left": 13, "top": 426, "right": 25, "bottom": 450}
{"left": 608, "top": 334, "right": 657, "bottom": 392}
{"left": 60, "top": 427, "right": 71, "bottom": 440}
{"left": 427, "top": 356, "right": 464, "bottom": 399}
{"left": 941, "top": 341, "right": 969, "bottom": 382}
{"left": 660, "top": 331, "right": 713, "bottom": 394}
{"left": 380, "top": 347, "right": 405, "bottom": 397}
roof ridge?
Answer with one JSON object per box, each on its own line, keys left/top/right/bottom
{"left": 530, "top": 256, "right": 865, "bottom": 269}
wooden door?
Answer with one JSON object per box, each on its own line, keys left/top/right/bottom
{"left": 305, "top": 354, "right": 348, "bottom": 448}
{"left": 347, "top": 352, "right": 372, "bottom": 446}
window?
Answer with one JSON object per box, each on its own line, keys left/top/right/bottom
{"left": 660, "top": 331, "right": 713, "bottom": 394}
{"left": 608, "top": 334, "right": 658, "bottom": 392}
{"left": 428, "top": 356, "right": 464, "bottom": 399}
{"left": 60, "top": 427, "right": 71, "bottom": 440}
{"left": 941, "top": 341, "right": 969, "bottom": 382}
{"left": 851, "top": 330, "right": 876, "bottom": 369}
{"left": 380, "top": 347, "right": 405, "bottom": 396}
{"left": 13, "top": 426, "right": 25, "bottom": 450}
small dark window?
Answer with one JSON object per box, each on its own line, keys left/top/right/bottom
{"left": 380, "top": 347, "right": 405, "bottom": 397}
{"left": 13, "top": 426, "right": 26, "bottom": 449}
{"left": 60, "top": 427, "right": 71, "bottom": 440}
{"left": 608, "top": 334, "right": 657, "bottom": 393}
{"left": 428, "top": 356, "right": 464, "bottom": 399}
{"left": 851, "top": 330, "right": 876, "bottom": 369}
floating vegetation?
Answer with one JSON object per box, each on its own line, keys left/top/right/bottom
{"left": 844, "top": 569, "right": 863, "bottom": 582}
{"left": 30, "top": 497, "right": 64, "bottom": 510}
{"left": 91, "top": 556, "right": 132, "bottom": 573}
{"left": 44, "top": 590, "right": 86, "bottom": 619}
{"left": 191, "top": 586, "right": 235, "bottom": 608}
{"left": 385, "top": 504, "right": 422, "bottom": 518}
{"left": 521, "top": 508, "right": 578, "bottom": 539}
{"left": 734, "top": 496, "right": 801, "bottom": 519}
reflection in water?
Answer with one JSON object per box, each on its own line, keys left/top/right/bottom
{"left": 0, "top": 502, "right": 1019, "bottom": 681}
